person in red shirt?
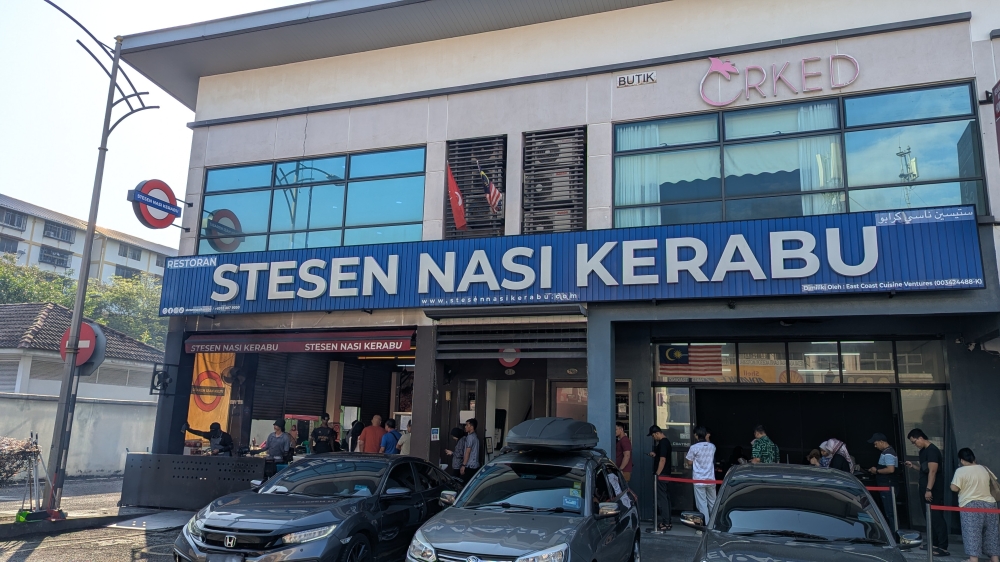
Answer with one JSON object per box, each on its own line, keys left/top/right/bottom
{"left": 358, "top": 414, "right": 386, "bottom": 453}
{"left": 615, "top": 422, "right": 633, "bottom": 482}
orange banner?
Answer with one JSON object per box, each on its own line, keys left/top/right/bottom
{"left": 187, "top": 353, "right": 235, "bottom": 433}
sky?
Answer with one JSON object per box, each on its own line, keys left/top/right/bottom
{"left": 0, "top": 0, "right": 302, "bottom": 249}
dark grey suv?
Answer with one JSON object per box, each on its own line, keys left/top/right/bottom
{"left": 409, "top": 419, "right": 640, "bottom": 562}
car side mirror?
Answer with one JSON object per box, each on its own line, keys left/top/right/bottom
{"left": 597, "top": 502, "right": 620, "bottom": 518}
{"left": 250, "top": 479, "right": 262, "bottom": 491}
{"left": 385, "top": 487, "right": 413, "bottom": 499}
{"left": 897, "top": 531, "right": 922, "bottom": 550}
{"left": 680, "top": 511, "right": 706, "bottom": 531}
{"left": 440, "top": 490, "right": 457, "bottom": 507}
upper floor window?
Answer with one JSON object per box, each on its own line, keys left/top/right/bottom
{"left": 612, "top": 83, "right": 983, "bottom": 227}
{"left": 155, "top": 254, "right": 165, "bottom": 268}
{"left": 522, "top": 127, "right": 587, "bottom": 233}
{"left": 114, "top": 264, "right": 140, "bottom": 279}
{"left": 445, "top": 136, "right": 507, "bottom": 239}
{"left": 43, "top": 221, "right": 76, "bottom": 243}
{"left": 38, "top": 246, "right": 71, "bottom": 268}
{"left": 0, "top": 236, "right": 18, "bottom": 254}
{"left": 1, "top": 209, "right": 26, "bottom": 231}
{"left": 199, "top": 147, "right": 425, "bottom": 254}
{"left": 118, "top": 243, "right": 141, "bottom": 261}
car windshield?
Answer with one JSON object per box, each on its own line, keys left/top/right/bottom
{"left": 260, "top": 459, "right": 387, "bottom": 497}
{"left": 714, "top": 484, "right": 889, "bottom": 543}
{"left": 458, "top": 463, "right": 586, "bottom": 515}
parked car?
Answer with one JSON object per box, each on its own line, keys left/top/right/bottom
{"left": 174, "top": 453, "right": 462, "bottom": 562}
{"left": 680, "top": 463, "right": 921, "bottom": 562}
{"left": 408, "top": 418, "right": 640, "bottom": 562}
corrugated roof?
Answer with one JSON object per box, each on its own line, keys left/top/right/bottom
{"left": 0, "top": 303, "right": 164, "bottom": 364}
{"left": 120, "top": 0, "right": 671, "bottom": 109}
{"left": 0, "top": 193, "right": 177, "bottom": 257}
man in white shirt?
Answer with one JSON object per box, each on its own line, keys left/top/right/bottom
{"left": 685, "top": 427, "right": 717, "bottom": 522}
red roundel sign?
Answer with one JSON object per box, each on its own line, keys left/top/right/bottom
{"left": 205, "top": 209, "right": 244, "bottom": 252}
{"left": 60, "top": 323, "right": 97, "bottom": 366}
{"left": 499, "top": 348, "right": 520, "bottom": 368}
{"left": 128, "top": 179, "right": 181, "bottom": 229}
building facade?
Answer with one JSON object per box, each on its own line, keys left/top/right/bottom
{"left": 125, "top": 0, "right": 1000, "bottom": 526}
{"left": 0, "top": 194, "right": 176, "bottom": 283}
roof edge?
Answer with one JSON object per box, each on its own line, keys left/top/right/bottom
{"left": 187, "top": 11, "right": 972, "bottom": 129}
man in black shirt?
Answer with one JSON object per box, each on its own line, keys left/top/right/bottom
{"left": 647, "top": 425, "right": 673, "bottom": 531}
{"left": 905, "top": 428, "right": 949, "bottom": 556}
{"left": 183, "top": 422, "right": 233, "bottom": 456}
{"left": 311, "top": 413, "right": 338, "bottom": 454}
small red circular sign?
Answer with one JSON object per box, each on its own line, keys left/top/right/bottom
{"left": 60, "top": 323, "right": 97, "bottom": 366}
{"left": 192, "top": 370, "right": 226, "bottom": 412}
{"left": 132, "top": 179, "right": 179, "bottom": 229}
{"left": 205, "top": 209, "right": 244, "bottom": 252}
{"left": 499, "top": 348, "right": 520, "bottom": 368}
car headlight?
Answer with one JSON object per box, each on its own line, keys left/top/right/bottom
{"left": 185, "top": 514, "right": 205, "bottom": 541}
{"left": 408, "top": 530, "right": 436, "bottom": 562}
{"left": 282, "top": 524, "right": 338, "bottom": 545}
{"left": 516, "top": 544, "right": 569, "bottom": 562}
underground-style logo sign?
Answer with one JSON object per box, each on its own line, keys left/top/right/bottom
{"left": 205, "top": 209, "right": 244, "bottom": 253}
{"left": 128, "top": 179, "right": 182, "bottom": 229}
{"left": 191, "top": 370, "right": 226, "bottom": 412}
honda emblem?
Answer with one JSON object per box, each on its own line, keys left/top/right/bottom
{"left": 224, "top": 535, "right": 237, "bottom": 548}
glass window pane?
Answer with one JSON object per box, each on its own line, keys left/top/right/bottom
{"left": 724, "top": 100, "right": 839, "bottom": 140}
{"left": 725, "top": 192, "right": 845, "bottom": 221}
{"left": 201, "top": 191, "right": 272, "bottom": 236}
{"left": 275, "top": 157, "right": 346, "bottom": 185}
{"left": 841, "top": 341, "right": 894, "bottom": 384}
{"left": 349, "top": 148, "right": 425, "bottom": 178}
{"left": 655, "top": 343, "right": 736, "bottom": 383}
{"left": 198, "top": 235, "right": 267, "bottom": 255}
{"left": 738, "top": 342, "right": 787, "bottom": 383}
{"left": 845, "top": 120, "right": 981, "bottom": 187}
{"left": 268, "top": 232, "right": 307, "bottom": 251}
{"left": 845, "top": 84, "right": 972, "bottom": 127}
{"left": 724, "top": 135, "right": 844, "bottom": 197}
{"left": 205, "top": 164, "right": 273, "bottom": 192}
{"left": 900, "top": 389, "right": 948, "bottom": 527}
{"left": 309, "top": 184, "right": 346, "bottom": 229}
{"left": 615, "top": 114, "right": 718, "bottom": 151}
{"left": 615, "top": 148, "right": 722, "bottom": 206}
{"left": 271, "top": 187, "right": 311, "bottom": 232}
{"left": 848, "top": 181, "right": 983, "bottom": 214}
{"left": 896, "top": 340, "right": 946, "bottom": 384}
{"left": 654, "top": 387, "right": 691, "bottom": 452}
{"left": 306, "top": 229, "right": 342, "bottom": 248}
{"left": 788, "top": 342, "right": 841, "bottom": 383}
{"left": 615, "top": 201, "right": 723, "bottom": 227}
{"left": 345, "top": 177, "right": 424, "bottom": 226}
{"left": 343, "top": 224, "right": 422, "bottom": 246}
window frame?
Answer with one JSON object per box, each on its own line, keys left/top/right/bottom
{"left": 154, "top": 254, "right": 165, "bottom": 268}
{"left": 43, "top": 221, "right": 76, "bottom": 244}
{"left": 199, "top": 145, "right": 427, "bottom": 254}
{"left": 118, "top": 243, "right": 142, "bottom": 261}
{"left": 0, "top": 236, "right": 18, "bottom": 255}
{"left": 114, "top": 264, "right": 141, "bottom": 279}
{"left": 611, "top": 82, "right": 985, "bottom": 226}
{"left": 38, "top": 246, "right": 71, "bottom": 268}
{"left": 1, "top": 209, "right": 27, "bottom": 231}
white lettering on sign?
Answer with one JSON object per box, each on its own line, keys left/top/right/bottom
{"left": 617, "top": 71, "right": 656, "bottom": 88}
{"left": 700, "top": 54, "right": 859, "bottom": 107}
{"left": 167, "top": 256, "right": 218, "bottom": 269}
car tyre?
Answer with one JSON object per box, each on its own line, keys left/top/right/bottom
{"left": 339, "top": 533, "right": 373, "bottom": 562}
{"left": 629, "top": 535, "right": 640, "bottom": 562}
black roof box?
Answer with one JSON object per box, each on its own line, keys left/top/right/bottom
{"left": 506, "top": 417, "right": 599, "bottom": 452}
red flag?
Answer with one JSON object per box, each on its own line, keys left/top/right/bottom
{"left": 446, "top": 164, "right": 467, "bottom": 230}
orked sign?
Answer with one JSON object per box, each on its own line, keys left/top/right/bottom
{"left": 699, "top": 53, "right": 860, "bottom": 107}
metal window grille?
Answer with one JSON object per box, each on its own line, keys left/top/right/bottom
{"left": 522, "top": 127, "right": 587, "bottom": 233}
{"left": 29, "top": 360, "right": 66, "bottom": 380}
{"left": 1, "top": 209, "right": 26, "bottom": 231}
{"left": 43, "top": 221, "right": 76, "bottom": 243}
{"left": 39, "top": 246, "right": 70, "bottom": 268}
{"left": 115, "top": 265, "right": 140, "bottom": 279}
{"left": 0, "top": 237, "right": 18, "bottom": 254}
{"left": 118, "top": 243, "right": 141, "bottom": 260}
{"left": 445, "top": 136, "right": 507, "bottom": 239}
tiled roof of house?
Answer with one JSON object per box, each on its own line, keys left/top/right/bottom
{"left": 0, "top": 302, "right": 164, "bottom": 364}
{"left": 0, "top": 193, "right": 178, "bottom": 257}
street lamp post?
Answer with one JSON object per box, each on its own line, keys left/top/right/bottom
{"left": 41, "top": 2, "right": 157, "bottom": 515}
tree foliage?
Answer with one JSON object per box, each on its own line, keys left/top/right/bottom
{"left": 0, "top": 254, "right": 167, "bottom": 350}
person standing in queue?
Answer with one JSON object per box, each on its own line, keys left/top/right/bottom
{"left": 905, "top": 428, "right": 950, "bottom": 557}
{"left": 751, "top": 425, "right": 779, "bottom": 464}
{"left": 615, "top": 422, "right": 633, "bottom": 483}
{"left": 252, "top": 420, "right": 292, "bottom": 461}
{"left": 311, "top": 413, "right": 336, "bottom": 454}
{"left": 397, "top": 421, "right": 413, "bottom": 456}
{"left": 358, "top": 415, "right": 386, "bottom": 454}
{"left": 950, "top": 448, "right": 1000, "bottom": 562}
{"left": 648, "top": 425, "right": 673, "bottom": 531}
{"left": 444, "top": 427, "right": 467, "bottom": 477}
{"left": 183, "top": 422, "right": 233, "bottom": 456}
{"left": 867, "top": 432, "right": 899, "bottom": 533}
{"left": 380, "top": 419, "right": 403, "bottom": 454}
{"left": 459, "top": 419, "right": 481, "bottom": 483}
{"left": 685, "top": 427, "right": 717, "bottom": 523}
{"left": 349, "top": 420, "right": 364, "bottom": 452}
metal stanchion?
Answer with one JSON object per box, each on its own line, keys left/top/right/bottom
{"left": 651, "top": 475, "right": 662, "bottom": 534}
{"left": 891, "top": 486, "right": 899, "bottom": 533}
{"left": 926, "top": 502, "right": 933, "bottom": 562}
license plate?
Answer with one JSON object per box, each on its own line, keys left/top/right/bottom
{"left": 207, "top": 554, "right": 244, "bottom": 562}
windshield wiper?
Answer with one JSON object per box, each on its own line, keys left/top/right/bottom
{"left": 533, "top": 507, "right": 580, "bottom": 514}
{"left": 734, "top": 530, "right": 830, "bottom": 541}
{"left": 833, "top": 537, "right": 888, "bottom": 545}
{"left": 469, "top": 502, "right": 535, "bottom": 511}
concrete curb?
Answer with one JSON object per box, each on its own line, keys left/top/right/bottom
{"left": 0, "top": 512, "right": 142, "bottom": 540}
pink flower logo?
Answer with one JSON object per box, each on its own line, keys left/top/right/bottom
{"left": 700, "top": 57, "right": 742, "bottom": 107}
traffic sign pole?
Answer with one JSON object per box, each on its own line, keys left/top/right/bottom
{"left": 43, "top": 38, "right": 122, "bottom": 515}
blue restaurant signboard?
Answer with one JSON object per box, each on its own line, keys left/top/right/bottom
{"left": 159, "top": 206, "right": 984, "bottom": 316}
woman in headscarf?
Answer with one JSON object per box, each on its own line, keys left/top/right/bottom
{"left": 819, "top": 438, "right": 855, "bottom": 473}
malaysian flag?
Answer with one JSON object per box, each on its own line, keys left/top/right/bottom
{"left": 657, "top": 345, "right": 725, "bottom": 378}
{"left": 474, "top": 159, "right": 503, "bottom": 215}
